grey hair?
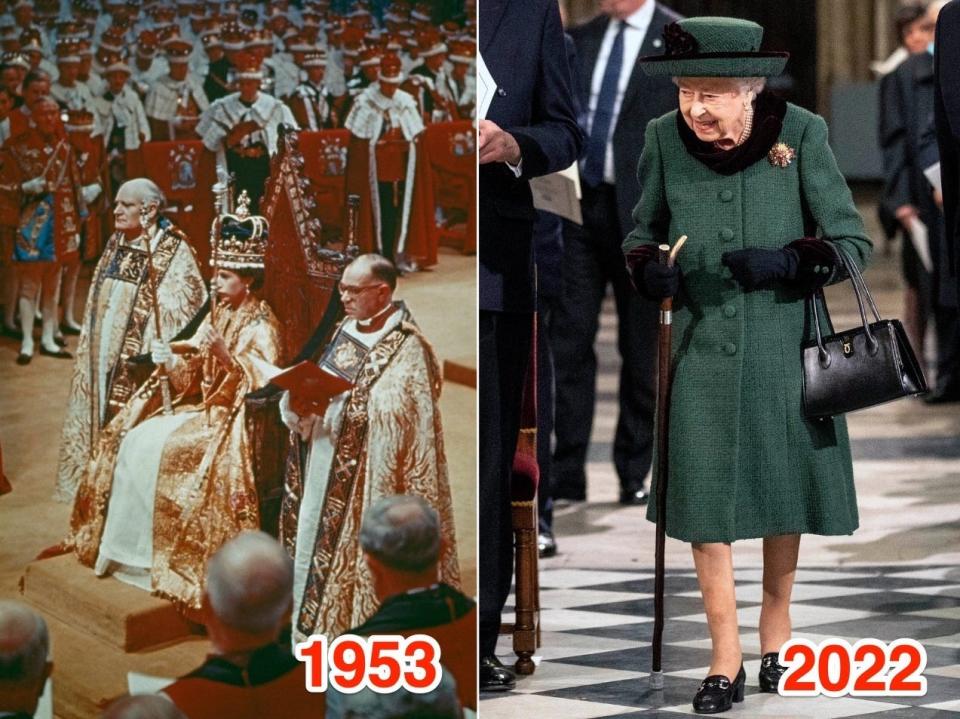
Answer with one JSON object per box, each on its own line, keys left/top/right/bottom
{"left": 205, "top": 531, "right": 293, "bottom": 635}
{"left": 359, "top": 495, "right": 441, "bottom": 573}
{"left": 119, "top": 178, "right": 166, "bottom": 212}
{"left": 101, "top": 694, "right": 188, "bottom": 719}
{"left": 672, "top": 76, "right": 767, "bottom": 95}
{"left": 0, "top": 600, "right": 49, "bottom": 686}
{"left": 331, "top": 668, "right": 460, "bottom": 719}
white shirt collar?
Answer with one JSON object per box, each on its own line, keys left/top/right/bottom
{"left": 619, "top": 0, "right": 656, "bottom": 32}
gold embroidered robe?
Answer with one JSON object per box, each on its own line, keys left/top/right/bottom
{"left": 55, "top": 224, "right": 206, "bottom": 502}
{"left": 280, "top": 307, "right": 461, "bottom": 641}
{"left": 69, "top": 295, "right": 282, "bottom": 608}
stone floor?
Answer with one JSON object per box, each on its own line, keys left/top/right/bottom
{"left": 483, "top": 192, "right": 960, "bottom": 716}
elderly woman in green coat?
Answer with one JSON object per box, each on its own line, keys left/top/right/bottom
{"left": 623, "top": 17, "right": 872, "bottom": 715}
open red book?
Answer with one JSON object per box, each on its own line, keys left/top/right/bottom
{"left": 251, "top": 357, "right": 354, "bottom": 405}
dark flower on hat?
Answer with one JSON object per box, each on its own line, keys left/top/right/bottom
{"left": 663, "top": 22, "right": 698, "bottom": 57}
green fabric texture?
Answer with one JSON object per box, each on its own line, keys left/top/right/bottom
{"left": 641, "top": 17, "right": 788, "bottom": 78}
{"left": 623, "top": 103, "right": 872, "bottom": 543}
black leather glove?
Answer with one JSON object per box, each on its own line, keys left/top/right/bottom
{"left": 640, "top": 260, "right": 681, "bottom": 299}
{"left": 721, "top": 248, "right": 798, "bottom": 291}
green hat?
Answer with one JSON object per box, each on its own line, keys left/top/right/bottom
{"left": 641, "top": 17, "right": 788, "bottom": 78}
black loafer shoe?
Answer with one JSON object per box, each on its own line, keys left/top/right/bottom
{"left": 619, "top": 488, "right": 650, "bottom": 506}
{"left": 15, "top": 352, "right": 31, "bottom": 365}
{"left": 40, "top": 346, "right": 72, "bottom": 359}
{"left": 480, "top": 655, "right": 516, "bottom": 692}
{"left": 538, "top": 530, "right": 557, "bottom": 558}
{"left": 693, "top": 664, "right": 745, "bottom": 714}
{"left": 759, "top": 652, "right": 787, "bottom": 693}
{"left": 60, "top": 323, "right": 81, "bottom": 336}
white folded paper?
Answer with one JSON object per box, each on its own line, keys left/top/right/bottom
{"left": 128, "top": 671, "right": 176, "bottom": 694}
{"left": 907, "top": 215, "right": 934, "bottom": 274}
{"left": 530, "top": 162, "right": 584, "bottom": 225}
{"left": 477, "top": 52, "right": 496, "bottom": 121}
{"left": 924, "top": 161, "right": 942, "bottom": 195}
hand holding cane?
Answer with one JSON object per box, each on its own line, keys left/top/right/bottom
{"left": 140, "top": 204, "right": 174, "bottom": 415}
{"left": 650, "top": 234, "right": 687, "bottom": 690}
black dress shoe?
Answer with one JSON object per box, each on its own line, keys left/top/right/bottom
{"left": 538, "top": 529, "right": 557, "bottom": 558}
{"left": 54, "top": 335, "right": 67, "bottom": 347}
{"left": 619, "top": 487, "right": 650, "bottom": 505}
{"left": 759, "top": 652, "right": 787, "bottom": 693}
{"left": 40, "top": 346, "right": 72, "bottom": 359}
{"left": 15, "top": 352, "right": 31, "bottom": 365}
{"left": 479, "top": 655, "right": 516, "bottom": 692}
{"left": 60, "top": 323, "right": 81, "bottom": 336}
{"left": 693, "top": 664, "right": 745, "bottom": 714}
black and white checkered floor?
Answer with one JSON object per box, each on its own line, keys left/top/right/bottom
{"left": 482, "top": 565, "right": 960, "bottom": 717}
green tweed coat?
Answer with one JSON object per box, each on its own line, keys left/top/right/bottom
{"left": 624, "top": 103, "right": 872, "bottom": 543}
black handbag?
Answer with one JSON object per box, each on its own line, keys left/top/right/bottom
{"left": 801, "top": 246, "right": 928, "bottom": 419}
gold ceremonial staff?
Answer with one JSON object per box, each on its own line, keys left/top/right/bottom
{"left": 201, "top": 173, "right": 233, "bottom": 427}
{"left": 139, "top": 204, "right": 174, "bottom": 415}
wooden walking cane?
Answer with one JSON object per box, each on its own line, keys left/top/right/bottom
{"left": 650, "top": 234, "right": 687, "bottom": 690}
{"left": 140, "top": 205, "right": 174, "bottom": 415}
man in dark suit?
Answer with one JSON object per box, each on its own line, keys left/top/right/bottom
{"left": 935, "top": 0, "right": 960, "bottom": 350}
{"left": 551, "top": 0, "right": 681, "bottom": 506}
{"left": 479, "top": 0, "right": 583, "bottom": 692}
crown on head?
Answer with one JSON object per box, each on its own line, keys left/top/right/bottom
{"left": 215, "top": 191, "right": 268, "bottom": 271}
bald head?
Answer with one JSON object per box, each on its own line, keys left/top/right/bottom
{"left": 101, "top": 694, "right": 187, "bottom": 719}
{"left": 346, "top": 253, "right": 398, "bottom": 291}
{"left": 360, "top": 495, "right": 441, "bottom": 573}
{"left": 0, "top": 600, "right": 48, "bottom": 687}
{"left": 205, "top": 531, "right": 293, "bottom": 635}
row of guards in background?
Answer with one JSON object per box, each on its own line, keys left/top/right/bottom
{"left": 111, "top": 119, "right": 475, "bottom": 277}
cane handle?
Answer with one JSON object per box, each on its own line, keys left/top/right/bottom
{"left": 669, "top": 235, "right": 687, "bottom": 266}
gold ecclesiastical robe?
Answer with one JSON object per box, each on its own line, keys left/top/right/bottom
{"left": 55, "top": 222, "right": 207, "bottom": 502}
{"left": 279, "top": 304, "right": 461, "bottom": 642}
{"left": 69, "top": 294, "right": 282, "bottom": 609}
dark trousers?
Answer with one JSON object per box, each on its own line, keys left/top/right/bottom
{"left": 226, "top": 151, "right": 270, "bottom": 213}
{"left": 551, "top": 183, "right": 658, "bottom": 498}
{"left": 537, "top": 299, "right": 557, "bottom": 532}
{"left": 377, "top": 181, "right": 404, "bottom": 262}
{"left": 934, "top": 304, "right": 960, "bottom": 391}
{"left": 478, "top": 310, "right": 532, "bottom": 657}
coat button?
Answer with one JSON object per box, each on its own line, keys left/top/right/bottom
{"left": 723, "top": 305, "right": 737, "bottom": 318}
{"left": 722, "top": 342, "right": 737, "bottom": 355}
{"left": 719, "top": 190, "right": 734, "bottom": 202}
{"left": 719, "top": 228, "right": 734, "bottom": 242}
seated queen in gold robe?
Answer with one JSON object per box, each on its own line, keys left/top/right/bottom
{"left": 68, "top": 198, "right": 282, "bottom": 609}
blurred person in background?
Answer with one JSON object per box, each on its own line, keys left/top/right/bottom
{"left": 0, "top": 600, "right": 52, "bottom": 719}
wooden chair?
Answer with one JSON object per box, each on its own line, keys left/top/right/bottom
{"left": 244, "top": 125, "right": 357, "bottom": 536}
{"left": 418, "top": 120, "right": 476, "bottom": 254}
{"left": 132, "top": 140, "right": 218, "bottom": 278}
{"left": 499, "top": 315, "right": 541, "bottom": 675}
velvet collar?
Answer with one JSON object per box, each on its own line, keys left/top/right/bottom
{"left": 676, "top": 91, "right": 787, "bottom": 175}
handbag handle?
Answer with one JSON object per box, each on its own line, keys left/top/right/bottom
{"left": 810, "top": 244, "right": 879, "bottom": 367}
